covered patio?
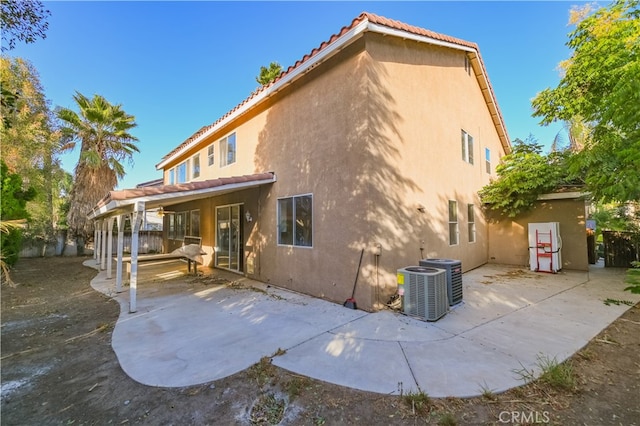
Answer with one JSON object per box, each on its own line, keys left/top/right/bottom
{"left": 87, "top": 172, "right": 276, "bottom": 313}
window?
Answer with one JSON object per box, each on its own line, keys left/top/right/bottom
{"left": 220, "top": 133, "right": 236, "bottom": 167}
{"left": 175, "top": 212, "right": 187, "bottom": 240}
{"left": 168, "top": 211, "right": 197, "bottom": 239}
{"left": 278, "top": 194, "right": 313, "bottom": 247}
{"left": 177, "top": 161, "right": 188, "bottom": 183}
{"left": 192, "top": 154, "right": 200, "bottom": 179}
{"left": 168, "top": 168, "right": 175, "bottom": 185}
{"left": 168, "top": 214, "right": 175, "bottom": 239}
{"left": 190, "top": 210, "right": 200, "bottom": 237}
{"left": 448, "top": 200, "right": 459, "bottom": 246}
{"left": 461, "top": 130, "right": 474, "bottom": 164}
{"left": 485, "top": 148, "right": 491, "bottom": 174}
{"left": 207, "top": 144, "right": 214, "bottom": 166}
{"left": 468, "top": 204, "right": 476, "bottom": 243}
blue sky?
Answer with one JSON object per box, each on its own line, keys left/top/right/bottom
{"left": 9, "top": 1, "right": 589, "bottom": 189}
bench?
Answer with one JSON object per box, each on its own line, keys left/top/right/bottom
{"left": 119, "top": 236, "right": 204, "bottom": 275}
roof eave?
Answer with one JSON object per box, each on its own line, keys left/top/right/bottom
{"left": 156, "top": 15, "right": 512, "bottom": 168}
{"left": 88, "top": 173, "right": 277, "bottom": 221}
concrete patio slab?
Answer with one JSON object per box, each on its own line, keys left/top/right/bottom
{"left": 87, "top": 259, "right": 639, "bottom": 397}
{"left": 401, "top": 337, "right": 524, "bottom": 397}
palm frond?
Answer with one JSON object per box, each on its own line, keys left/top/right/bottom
{"left": 59, "top": 91, "right": 139, "bottom": 238}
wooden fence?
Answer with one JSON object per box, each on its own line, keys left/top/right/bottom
{"left": 108, "top": 230, "right": 164, "bottom": 255}
{"left": 19, "top": 231, "right": 165, "bottom": 258}
{"left": 603, "top": 231, "right": 640, "bottom": 267}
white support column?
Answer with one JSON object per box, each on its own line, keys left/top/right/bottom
{"left": 115, "top": 214, "right": 125, "bottom": 293}
{"left": 100, "top": 219, "right": 108, "bottom": 270}
{"left": 95, "top": 220, "right": 102, "bottom": 265}
{"left": 93, "top": 225, "right": 98, "bottom": 260}
{"left": 129, "top": 201, "right": 145, "bottom": 313}
{"left": 106, "top": 216, "right": 115, "bottom": 279}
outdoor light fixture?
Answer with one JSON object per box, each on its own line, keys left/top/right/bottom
{"left": 245, "top": 211, "right": 253, "bottom": 222}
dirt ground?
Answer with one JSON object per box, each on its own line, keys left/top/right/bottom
{"left": 1, "top": 257, "right": 639, "bottom": 425}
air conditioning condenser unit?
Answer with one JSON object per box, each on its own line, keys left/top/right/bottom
{"left": 397, "top": 266, "right": 448, "bottom": 321}
{"left": 419, "top": 258, "right": 463, "bottom": 306}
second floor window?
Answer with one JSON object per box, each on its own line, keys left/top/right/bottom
{"left": 220, "top": 133, "right": 236, "bottom": 167}
{"left": 192, "top": 154, "right": 200, "bottom": 179}
{"left": 461, "top": 130, "right": 474, "bottom": 165}
{"left": 485, "top": 148, "right": 491, "bottom": 173}
{"left": 207, "top": 144, "right": 214, "bottom": 166}
{"left": 177, "top": 161, "right": 188, "bottom": 183}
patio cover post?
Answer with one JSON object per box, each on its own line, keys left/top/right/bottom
{"left": 93, "top": 225, "right": 98, "bottom": 260}
{"left": 106, "top": 216, "right": 115, "bottom": 279}
{"left": 115, "top": 214, "right": 125, "bottom": 293}
{"left": 95, "top": 220, "right": 101, "bottom": 265}
{"left": 129, "top": 201, "right": 145, "bottom": 313}
{"left": 101, "top": 220, "right": 108, "bottom": 270}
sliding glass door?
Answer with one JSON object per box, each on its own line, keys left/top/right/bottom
{"left": 215, "top": 204, "right": 241, "bottom": 272}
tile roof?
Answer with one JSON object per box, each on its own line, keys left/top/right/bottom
{"left": 93, "top": 172, "right": 275, "bottom": 210}
{"left": 157, "top": 12, "right": 509, "bottom": 168}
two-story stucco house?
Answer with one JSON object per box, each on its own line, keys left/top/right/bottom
{"left": 90, "top": 12, "right": 511, "bottom": 312}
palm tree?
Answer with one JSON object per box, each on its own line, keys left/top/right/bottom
{"left": 57, "top": 92, "right": 139, "bottom": 251}
{"left": 256, "top": 62, "right": 283, "bottom": 86}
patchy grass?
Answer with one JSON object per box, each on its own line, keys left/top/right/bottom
{"left": 249, "top": 392, "right": 286, "bottom": 425}
{"left": 514, "top": 354, "right": 576, "bottom": 392}
{"left": 248, "top": 356, "right": 277, "bottom": 388}
{"left": 437, "top": 411, "right": 458, "bottom": 426}
{"left": 286, "top": 375, "right": 312, "bottom": 401}
{"left": 402, "top": 389, "right": 431, "bottom": 415}
{"left": 478, "top": 382, "right": 497, "bottom": 401}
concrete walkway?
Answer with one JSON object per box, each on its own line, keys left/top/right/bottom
{"left": 87, "top": 259, "right": 639, "bottom": 397}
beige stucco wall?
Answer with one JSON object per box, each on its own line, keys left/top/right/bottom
{"left": 360, "top": 34, "right": 508, "bottom": 308}
{"left": 159, "top": 33, "right": 509, "bottom": 311}
{"left": 487, "top": 198, "right": 589, "bottom": 271}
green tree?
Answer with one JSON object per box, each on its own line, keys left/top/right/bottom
{"left": 532, "top": 0, "right": 640, "bottom": 203}
{"left": 57, "top": 92, "right": 139, "bottom": 244}
{"left": 256, "top": 62, "right": 283, "bottom": 86}
{"left": 0, "top": 0, "right": 50, "bottom": 51}
{"left": 0, "top": 57, "right": 66, "bottom": 246}
{"left": 1, "top": 160, "right": 36, "bottom": 268}
{"left": 478, "top": 137, "right": 568, "bottom": 218}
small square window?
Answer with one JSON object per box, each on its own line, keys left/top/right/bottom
{"left": 278, "top": 194, "right": 313, "bottom": 247}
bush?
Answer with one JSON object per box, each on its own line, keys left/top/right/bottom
{"left": 1, "top": 228, "right": 22, "bottom": 267}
